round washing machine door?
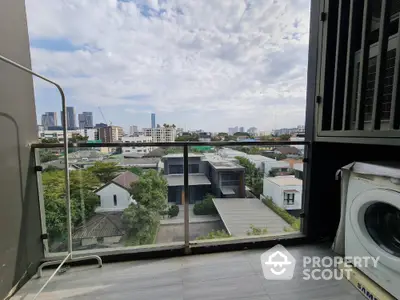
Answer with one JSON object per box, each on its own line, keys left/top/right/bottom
{"left": 350, "top": 188, "right": 400, "bottom": 271}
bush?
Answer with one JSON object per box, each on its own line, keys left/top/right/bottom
{"left": 168, "top": 204, "right": 179, "bottom": 218}
{"left": 193, "top": 194, "right": 217, "bottom": 215}
{"left": 247, "top": 224, "right": 268, "bottom": 236}
{"left": 196, "top": 230, "right": 231, "bottom": 240}
{"left": 262, "top": 197, "right": 300, "bottom": 231}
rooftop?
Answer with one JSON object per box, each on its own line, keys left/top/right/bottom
{"left": 72, "top": 212, "right": 124, "bottom": 239}
{"left": 266, "top": 176, "right": 303, "bottom": 186}
{"left": 208, "top": 160, "right": 244, "bottom": 170}
{"left": 213, "top": 198, "right": 290, "bottom": 236}
{"left": 162, "top": 153, "right": 204, "bottom": 158}
{"left": 112, "top": 171, "right": 140, "bottom": 190}
{"left": 164, "top": 174, "right": 211, "bottom": 186}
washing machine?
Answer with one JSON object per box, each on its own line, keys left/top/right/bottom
{"left": 344, "top": 162, "right": 400, "bottom": 299}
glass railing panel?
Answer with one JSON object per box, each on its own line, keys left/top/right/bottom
{"left": 36, "top": 144, "right": 185, "bottom": 254}
{"left": 190, "top": 143, "right": 306, "bottom": 242}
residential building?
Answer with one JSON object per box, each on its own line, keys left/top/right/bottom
{"left": 41, "top": 112, "right": 57, "bottom": 129}
{"left": 163, "top": 153, "right": 211, "bottom": 204}
{"left": 94, "top": 122, "right": 108, "bottom": 128}
{"left": 60, "top": 106, "right": 76, "bottom": 129}
{"left": 94, "top": 171, "right": 139, "bottom": 213}
{"left": 218, "top": 148, "right": 247, "bottom": 159}
{"left": 198, "top": 132, "right": 211, "bottom": 142}
{"left": 129, "top": 125, "right": 138, "bottom": 135}
{"left": 262, "top": 176, "right": 302, "bottom": 216}
{"left": 75, "top": 128, "right": 97, "bottom": 141}
{"left": 247, "top": 127, "right": 258, "bottom": 135}
{"left": 204, "top": 157, "right": 245, "bottom": 198}
{"left": 78, "top": 112, "right": 93, "bottom": 129}
{"left": 239, "top": 126, "right": 245, "bottom": 132}
{"left": 261, "top": 158, "right": 291, "bottom": 176}
{"left": 162, "top": 153, "right": 245, "bottom": 204}
{"left": 272, "top": 125, "right": 305, "bottom": 136}
{"left": 121, "top": 135, "right": 153, "bottom": 157}
{"left": 228, "top": 126, "right": 238, "bottom": 135}
{"left": 293, "top": 163, "right": 304, "bottom": 180}
{"left": 282, "top": 158, "right": 303, "bottom": 169}
{"left": 151, "top": 113, "right": 156, "bottom": 128}
{"left": 289, "top": 132, "right": 305, "bottom": 154}
{"left": 143, "top": 127, "right": 176, "bottom": 143}
{"left": 273, "top": 146, "right": 301, "bottom": 157}
{"left": 98, "top": 125, "right": 124, "bottom": 142}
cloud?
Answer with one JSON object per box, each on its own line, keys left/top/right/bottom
{"left": 26, "top": 0, "right": 310, "bottom": 132}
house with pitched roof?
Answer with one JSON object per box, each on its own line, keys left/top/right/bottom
{"left": 94, "top": 171, "right": 139, "bottom": 213}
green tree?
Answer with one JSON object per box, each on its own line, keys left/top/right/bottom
{"left": 279, "top": 134, "right": 291, "bottom": 141}
{"left": 235, "top": 156, "right": 263, "bottom": 196}
{"left": 128, "top": 167, "right": 143, "bottom": 176}
{"left": 217, "top": 132, "right": 228, "bottom": 137}
{"left": 88, "top": 161, "right": 120, "bottom": 183}
{"left": 233, "top": 132, "right": 250, "bottom": 137}
{"left": 122, "top": 170, "right": 168, "bottom": 245}
{"left": 130, "top": 169, "right": 168, "bottom": 213}
{"left": 39, "top": 149, "right": 59, "bottom": 163}
{"left": 42, "top": 169, "right": 101, "bottom": 239}
{"left": 175, "top": 134, "right": 198, "bottom": 141}
{"left": 70, "top": 134, "right": 88, "bottom": 143}
{"left": 41, "top": 137, "right": 59, "bottom": 144}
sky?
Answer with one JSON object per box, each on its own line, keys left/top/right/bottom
{"left": 26, "top": 0, "right": 310, "bottom": 133}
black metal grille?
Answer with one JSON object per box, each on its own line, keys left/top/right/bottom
{"left": 320, "top": 0, "right": 400, "bottom": 135}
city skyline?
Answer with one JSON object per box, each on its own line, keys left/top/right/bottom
{"left": 28, "top": 0, "right": 309, "bottom": 132}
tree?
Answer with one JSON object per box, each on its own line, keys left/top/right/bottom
{"left": 175, "top": 135, "right": 198, "bottom": 141}
{"left": 279, "top": 134, "right": 291, "bottom": 141}
{"left": 42, "top": 169, "right": 101, "bottom": 239}
{"left": 41, "top": 137, "right": 59, "bottom": 144}
{"left": 128, "top": 167, "right": 143, "bottom": 176}
{"left": 88, "top": 161, "right": 120, "bottom": 183}
{"left": 235, "top": 156, "right": 263, "bottom": 196}
{"left": 233, "top": 132, "right": 250, "bottom": 137}
{"left": 130, "top": 169, "right": 167, "bottom": 213}
{"left": 122, "top": 170, "right": 168, "bottom": 245}
{"left": 70, "top": 134, "right": 88, "bottom": 143}
{"left": 39, "top": 149, "right": 59, "bottom": 163}
{"left": 263, "top": 153, "right": 287, "bottom": 160}
{"left": 217, "top": 132, "right": 228, "bottom": 137}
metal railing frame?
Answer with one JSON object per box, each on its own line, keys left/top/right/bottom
{"left": 0, "top": 54, "right": 102, "bottom": 299}
{"left": 33, "top": 140, "right": 310, "bottom": 256}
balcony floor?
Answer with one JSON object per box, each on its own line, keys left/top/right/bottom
{"left": 12, "top": 244, "right": 364, "bottom": 300}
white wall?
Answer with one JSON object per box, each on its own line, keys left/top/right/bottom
{"left": 96, "top": 183, "right": 131, "bottom": 212}
{"left": 122, "top": 135, "right": 153, "bottom": 155}
{"left": 262, "top": 178, "right": 302, "bottom": 210}
{"left": 262, "top": 160, "right": 290, "bottom": 175}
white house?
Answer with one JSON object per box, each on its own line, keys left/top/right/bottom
{"left": 261, "top": 159, "right": 290, "bottom": 176}
{"left": 121, "top": 135, "right": 153, "bottom": 157}
{"left": 94, "top": 171, "right": 139, "bottom": 213}
{"left": 262, "top": 176, "right": 303, "bottom": 213}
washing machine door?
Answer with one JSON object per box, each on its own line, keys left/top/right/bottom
{"left": 350, "top": 188, "right": 400, "bottom": 271}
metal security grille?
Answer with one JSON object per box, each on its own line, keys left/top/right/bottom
{"left": 319, "top": 0, "right": 400, "bottom": 137}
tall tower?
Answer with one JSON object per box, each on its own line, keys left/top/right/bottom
{"left": 151, "top": 113, "right": 156, "bottom": 129}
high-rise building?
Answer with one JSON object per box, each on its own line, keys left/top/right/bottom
{"left": 78, "top": 112, "right": 93, "bottom": 129}
{"left": 129, "top": 125, "right": 138, "bottom": 135}
{"left": 143, "top": 127, "right": 176, "bottom": 143}
{"left": 151, "top": 113, "right": 156, "bottom": 129}
{"left": 228, "top": 126, "right": 239, "bottom": 135}
{"left": 61, "top": 106, "right": 76, "bottom": 129}
{"left": 41, "top": 112, "right": 57, "bottom": 129}
{"left": 239, "top": 127, "right": 245, "bottom": 133}
{"left": 98, "top": 125, "right": 124, "bottom": 142}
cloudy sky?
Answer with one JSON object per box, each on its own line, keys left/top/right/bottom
{"left": 26, "top": 0, "right": 310, "bottom": 132}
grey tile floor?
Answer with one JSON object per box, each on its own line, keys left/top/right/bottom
{"left": 12, "top": 244, "right": 365, "bottom": 300}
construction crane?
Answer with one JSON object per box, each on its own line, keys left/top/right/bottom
{"left": 98, "top": 107, "right": 112, "bottom": 125}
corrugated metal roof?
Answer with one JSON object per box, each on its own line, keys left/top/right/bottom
{"left": 72, "top": 212, "right": 125, "bottom": 239}
{"left": 213, "top": 198, "right": 290, "bottom": 236}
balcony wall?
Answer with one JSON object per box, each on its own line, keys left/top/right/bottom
{"left": 0, "top": 0, "right": 43, "bottom": 298}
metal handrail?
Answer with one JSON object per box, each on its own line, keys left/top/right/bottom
{"left": 32, "top": 140, "right": 309, "bottom": 149}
